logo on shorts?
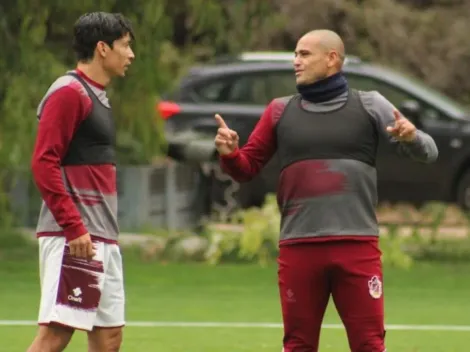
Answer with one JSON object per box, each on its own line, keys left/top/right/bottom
{"left": 368, "top": 276, "right": 382, "bottom": 299}
{"left": 68, "top": 287, "right": 83, "bottom": 303}
{"left": 286, "top": 289, "right": 296, "bottom": 303}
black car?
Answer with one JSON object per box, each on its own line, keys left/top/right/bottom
{"left": 158, "top": 52, "right": 470, "bottom": 214}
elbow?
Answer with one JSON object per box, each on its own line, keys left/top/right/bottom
{"left": 31, "top": 153, "right": 57, "bottom": 185}
{"left": 425, "top": 143, "right": 439, "bottom": 163}
{"left": 418, "top": 148, "right": 438, "bottom": 164}
{"left": 422, "top": 134, "right": 439, "bottom": 163}
{"left": 427, "top": 151, "right": 438, "bottom": 164}
{"left": 31, "top": 155, "right": 41, "bottom": 179}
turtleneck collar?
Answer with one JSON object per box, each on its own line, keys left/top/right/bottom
{"left": 296, "top": 71, "right": 348, "bottom": 103}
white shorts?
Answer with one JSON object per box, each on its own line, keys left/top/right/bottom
{"left": 37, "top": 236, "right": 125, "bottom": 331}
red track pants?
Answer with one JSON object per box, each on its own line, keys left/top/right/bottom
{"left": 278, "top": 239, "right": 386, "bottom": 352}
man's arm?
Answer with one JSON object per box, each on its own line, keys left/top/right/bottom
{"left": 360, "top": 90, "right": 438, "bottom": 163}
{"left": 31, "top": 85, "right": 91, "bottom": 242}
{"left": 219, "top": 99, "right": 285, "bottom": 182}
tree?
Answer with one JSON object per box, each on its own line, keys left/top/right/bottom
{"left": 0, "top": 0, "right": 284, "bottom": 227}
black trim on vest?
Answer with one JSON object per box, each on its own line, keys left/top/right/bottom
{"left": 276, "top": 89, "right": 378, "bottom": 171}
{"left": 61, "top": 72, "right": 116, "bottom": 166}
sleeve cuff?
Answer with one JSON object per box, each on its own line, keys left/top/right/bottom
{"left": 402, "top": 131, "right": 422, "bottom": 146}
{"left": 220, "top": 148, "right": 240, "bottom": 160}
{"left": 64, "top": 223, "right": 88, "bottom": 242}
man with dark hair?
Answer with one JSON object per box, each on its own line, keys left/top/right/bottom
{"left": 28, "top": 12, "right": 135, "bottom": 352}
{"left": 215, "top": 29, "right": 438, "bottom": 352}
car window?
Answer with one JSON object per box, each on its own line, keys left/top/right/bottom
{"left": 346, "top": 73, "right": 449, "bottom": 122}
{"left": 191, "top": 80, "right": 232, "bottom": 102}
{"left": 263, "top": 72, "right": 297, "bottom": 99}
{"left": 190, "top": 71, "right": 449, "bottom": 123}
{"left": 227, "top": 72, "right": 297, "bottom": 104}
{"left": 190, "top": 71, "right": 297, "bottom": 105}
{"left": 346, "top": 73, "right": 412, "bottom": 108}
{"left": 227, "top": 75, "right": 270, "bottom": 104}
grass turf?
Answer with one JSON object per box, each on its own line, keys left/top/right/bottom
{"left": 0, "top": 247, "right": 469, "bottom": 351}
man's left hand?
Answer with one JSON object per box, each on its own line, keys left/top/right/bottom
{"left": 386, "top": 109, "right": 417, "bottom": 142}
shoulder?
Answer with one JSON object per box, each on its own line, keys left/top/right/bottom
{"left": 355, "top": 90, "right": 396, "bottom": 122}
{"left": 270, "top": 95, "right": 296, "bottom": 124}
{"left": 38, "top": 74, "right": 92, "bottom": 116}
{"left": 272, "top": 95, "right": 296, "bottom": 106}
{"left": 48, "top": 74, "right": 90, "bottom": 100}
{"left": 357, "top": 90, "right": 395, "bottom": 110}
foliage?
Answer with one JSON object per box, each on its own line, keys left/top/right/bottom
{"left": 0, "top": 227, "right": 33, "bottom": 260}
{"left": 3, "top": 0, "right": 470, "bottom": 238}
{"left": 0, "top": 0, "right": 284, "bottom": 229}
{"left": 411, "top": 238, "right": 470, "bottom": 262}
{"left": 274, "top": 0, "right": 470, "bottom": 104}
{"left": 204, "top": 194, "right": 280, "bottom": 266}
{"left": 203, "top": 194, "right": 416, "bottom": 268}
{"left": 379, "top": 225, "right": 414, "bottom": 269}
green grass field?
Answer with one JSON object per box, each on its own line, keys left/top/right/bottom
{"left": 1, "top": 247, "right": 469, "bottom": 351}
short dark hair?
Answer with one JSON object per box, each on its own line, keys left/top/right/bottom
{"left": 72, "top": 12, "right": 135, "bottom": 62}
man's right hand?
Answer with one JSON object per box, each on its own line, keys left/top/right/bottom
{"left": 68, "top": 233, "right": 96, "bottom": 261}
{"left": 214, "top": 114, "right": 239, "bottom": 155}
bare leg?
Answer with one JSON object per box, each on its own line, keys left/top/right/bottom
{"left": 27, "top": 323, "right": 74, "bottom": 352}
{"left": 87, "top": 326, "right": 123, "bottom": 352}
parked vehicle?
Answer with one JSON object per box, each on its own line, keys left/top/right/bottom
{"left": 158, "top": 52, "right": 470, "bottom": 214}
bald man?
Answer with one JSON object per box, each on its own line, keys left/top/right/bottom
{"left": 214, "top": 30, "right": 438, "bottom": 352}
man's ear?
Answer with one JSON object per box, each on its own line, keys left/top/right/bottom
{"left": 96, "top": 41, "right": 108, "bottom": 58}
{"left": 327, "top": 51, "right": 338, "bottom": 68}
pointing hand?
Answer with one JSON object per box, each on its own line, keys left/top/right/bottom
{"left": 214, "top": 114, "right": 239, "bottom": 155}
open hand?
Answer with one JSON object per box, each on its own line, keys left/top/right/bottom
{"left": 214, "top": 114, "right": 239, "bottom": 155}
{"left": 386, "top": 109, "right": 417, "bottom": 142}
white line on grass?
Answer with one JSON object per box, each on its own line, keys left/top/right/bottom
{"left": 0, "top": 320, "right": 469, "bottom": 331}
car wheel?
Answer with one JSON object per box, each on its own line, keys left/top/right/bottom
{"left": 456, "top": 169, "right": 470, "bottom": 210}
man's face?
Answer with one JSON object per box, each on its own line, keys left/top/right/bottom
{"left": 101, "top": 33, "right": 135, "bottom": 77}
{"left": 293, "top": 35, "right": 335, "bottom": 85}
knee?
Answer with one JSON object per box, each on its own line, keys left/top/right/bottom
{"left": 349, "top": 331, "right": 386, "bottom": 352}
{"left": 104, "top": 329, "right": 122, "bottom": 352}
{"left": 30, "top": 324, "right": 73, "bottom": 352}
{"left": 89, "top": 328, "right": 122, "bottom": 352}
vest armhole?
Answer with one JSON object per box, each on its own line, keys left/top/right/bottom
{"left": 354, "top": 89, "right": 380, "bottom": 139}
{"left": 273, "top": 94, "right": 298, "bottom": 132}
{"left": 65, "top": 73, "right": 96, "bottom": 120}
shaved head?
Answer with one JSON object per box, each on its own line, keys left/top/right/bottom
{"left": 303, "top": 30, "right": 345, "bottom": 66}
{"left": 294, "top": 29, "right": 346, "bottom": 85}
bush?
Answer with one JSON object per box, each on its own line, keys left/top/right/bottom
{"left": 203, "top": 194, "right": 415, "bottom": 268}
{"left": 204, "top": 194, "right": 280, "bottom": 266}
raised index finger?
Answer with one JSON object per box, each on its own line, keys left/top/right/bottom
{"left": 215, "top": 114, "right": 228, "bottom": 129}
{"left": 393, "top": 109, "right": 402, "bottom": 121}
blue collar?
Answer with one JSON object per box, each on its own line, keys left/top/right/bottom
{"left": 296, "top": 71, "right": 348, "bottom": 103}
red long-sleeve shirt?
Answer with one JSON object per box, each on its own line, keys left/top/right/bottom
{"left": 218, "top": 90, "right": 438, "bottom": 245}
{"left": 219, "top": 99, "right": 285, "bottom": 181}
{"left": 31, "top": 70, "right": 104, "bottom": 241}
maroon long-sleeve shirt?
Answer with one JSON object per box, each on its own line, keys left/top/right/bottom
{"left": 219, "top": 100, "right": 282, "bottom": 182}
{"left": 32, "top": 69, "right": 118, "bottom": 243}
{"left": 219, "top": 92, "right": 438, "bottom": 245}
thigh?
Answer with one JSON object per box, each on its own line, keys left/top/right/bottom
{"left": 94, "top": 244, "right": 125, "bottom": 329}
{"left": 38, "top": 236, "right": 106, "bottom": 332}
{"left": 330, "top": 240, "right": 386, "bottom": 352}
{"left": 38, "top": 237, "right": 65, "bottom": 326}
{"left": 278, "top": 244, "right": 330, "bottom": 352}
